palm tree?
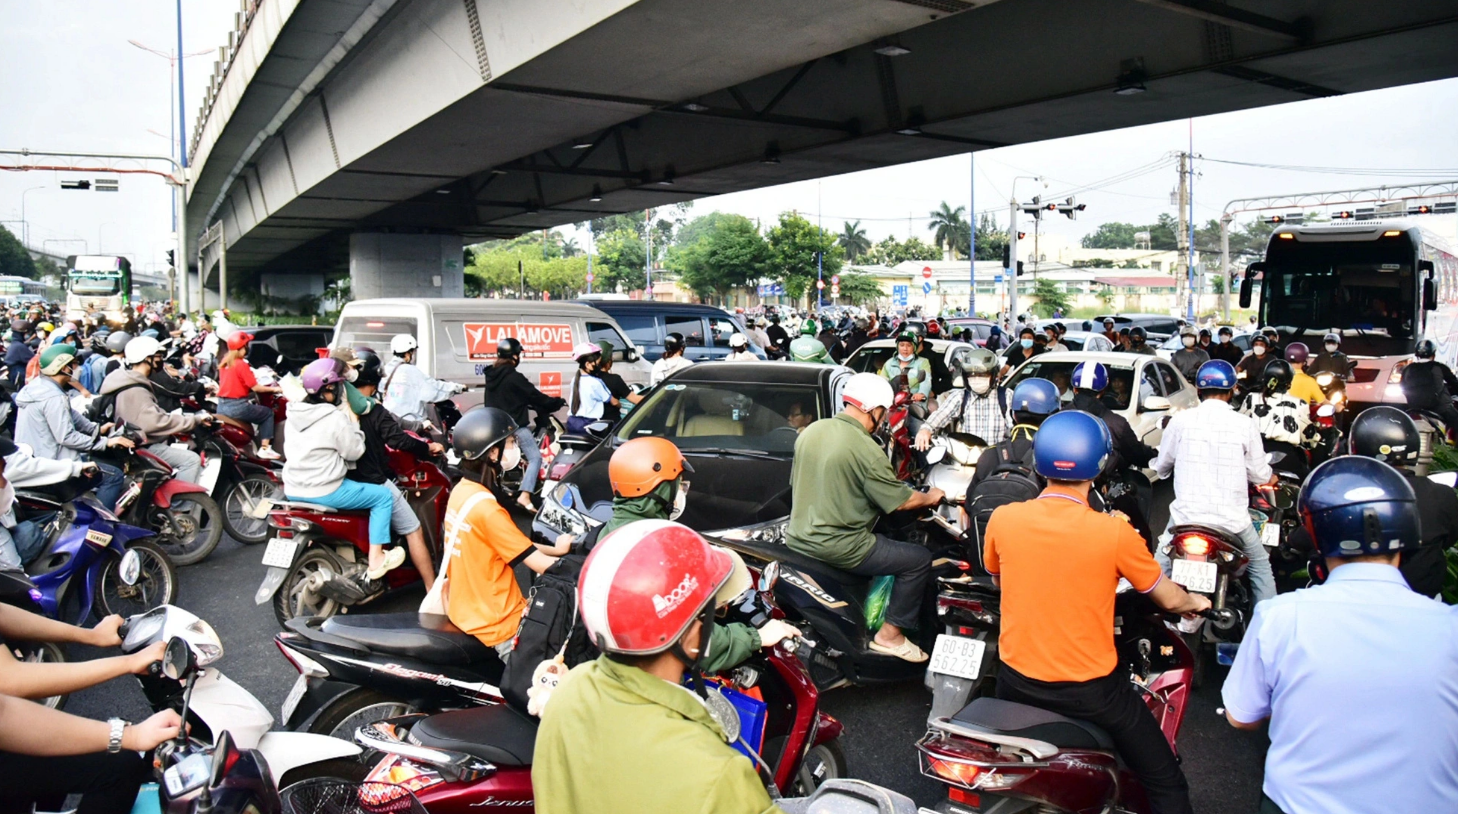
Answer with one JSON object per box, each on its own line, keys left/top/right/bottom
{"left": 838, "top": 221, "right": 871, "bottom": 262}
{"left": 560, "top": 236, "right": 581, "bottom": 257}
{"left": 928, "top": 202, "right": 968, "bottom": 260}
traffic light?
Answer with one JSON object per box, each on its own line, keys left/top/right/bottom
{"left": 1055, "top": 197, "right": 1085, "bottom": 220}
{"left": 1016, "top": 261, "right": 1025, "bottom": 277}
{"left": 1017, "top": 232, "right": 1026, "bottom": 240}
{"left": 1020, "top": 195, "right": 1044, "bottom": 220}
{"left": 60, "top": 180, "right": 91, "bottom": 191}
{"left": 1001, "top": 245, "right": 1011, "bottom": 267}
{"left": 166, "top": 250, "right": 175, "bottom": 268}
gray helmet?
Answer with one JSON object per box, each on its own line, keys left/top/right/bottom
{"left": 1323, "top": 332, "right": 1340, "bottom": 346}
{"left": 452, "top": 406, "right": 518, "bottom": 462}
{"left": 104, "top": 331, "right": 133, "bottom": 354}
{"left": 957, "top": 348, "right": 999, "bottom": 377}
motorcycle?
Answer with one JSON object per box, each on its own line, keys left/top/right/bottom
{"left": 1161, "top": 522, "right": 1253, "bottom": 689}
{"left": 254, "top": 442, "right": 451, "bottom": 626}
{"left": 917, "top": 592, "right": 1224, "bottom": 814}
{"left": 1250, "top": 453, "right": 1307, "bottom": 593}
{"left": 191, "top": 420, "right": 285, "bottom": 545}
{"left": 881, "top": 380, "right": 926, "bottom": 482}
{"left": 96, "top": 428, "right": 226, "bottom": 567}
{"left": 924, "top": 571, "right": 1001, "bottom": 727}
{"left": 538, "top": 415, "right": 610, "bottom": 497}
{"left": 0, "top": 567, "right": 69, "bottom": 709}
{"left": 338, "top": 571, "right": 849, "bottom": 808}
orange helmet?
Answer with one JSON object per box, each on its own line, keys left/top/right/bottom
{"left": 609, "top": 437, "right": 692, "bottom": 498}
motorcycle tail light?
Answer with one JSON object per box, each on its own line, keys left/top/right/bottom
{"left": 275, "top": 639, "right": 328, "bottom": 678}
{"left": 549, "top": 462, "right": 574, "bottom": 481}
{"left": 926, "top": 755, "right": 982, "bottom": 787}
{"left": 1177, "top": 535, "right": 1211, "bottom": 557}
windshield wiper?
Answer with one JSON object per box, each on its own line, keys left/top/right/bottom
{"left": 690, "top": 447, "right": 788, "bottom": 461}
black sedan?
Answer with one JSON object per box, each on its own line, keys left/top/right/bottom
{"left": 538, "top": 361, "right": 852, "bottom": 538}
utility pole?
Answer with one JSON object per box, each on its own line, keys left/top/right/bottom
{"left": 645, "top": 208, "right": 654, "bottom": 301}
{"left": 1176, "top": 152, "right": 1190, "bottom": 321}
{"left": 968, "top": 156, "right": 975, "bottom": 316}
{"left": 1007, "top": 198, "right": 1019, "bottom": 321}
{"left": 1219, "top": 213, "right": 1231, "bottom": 322}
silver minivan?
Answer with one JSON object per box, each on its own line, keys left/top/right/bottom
{"left": 332, "top": 298, "right": 651, "bottom": 411}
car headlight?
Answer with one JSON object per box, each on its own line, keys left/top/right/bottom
{"left": 709, "top": 518, "right": 789, "bottom": 545}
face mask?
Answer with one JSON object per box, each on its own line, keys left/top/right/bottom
{"left": 1325, "top": 343, "right": 1338, "bottom": 353}
{"left": 968, "top": 376, "right": 992, "bottom": 396}
{"left": 1220, "top": 335, "right": 1231, "bottom": 344}
{"left": 670, "top": 481, "right": 689, "bottom": 520}
{"left": 1020, "top": 338, "right": 1033, "bottom": 349}
{"left": 1253, "top": 346, "right": 1266, "bottom": 357}
{"left": 499, "top": 441, "right": 522, "bottom": 472}
{"left": 897, "top": 352, "right": 913, "bottom": 362}
{"left": 1182, "top": 336, "right": 1196, "bottom": 347}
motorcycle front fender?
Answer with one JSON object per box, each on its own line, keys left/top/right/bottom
{"left": 155, "top": 477, "right": 210, "bottom": 509}
{"left": 255, "top": 566, "right": 291, "bottom": 605}
{"left": 188, "top": 669, "right": 274, "bottom": 750}
{"left": 256, "top": 731, "right": 362, "bottom": 788}
{"left": 281, "top": 677, "right": 355, "bottom": 731}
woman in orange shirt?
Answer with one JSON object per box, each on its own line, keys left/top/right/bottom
{"left": 215, "top": 332, "right": 283, "bottom": 460}
{"left": 436, "top": 407, "right": 571, "bottom": 656}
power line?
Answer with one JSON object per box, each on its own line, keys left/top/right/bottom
{"left": 1200, "top": 156, "right": 1458, "bottom": 178}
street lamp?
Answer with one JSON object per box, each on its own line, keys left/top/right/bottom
{"left": 20, "top": 186, "right": 45, "bottom": 248}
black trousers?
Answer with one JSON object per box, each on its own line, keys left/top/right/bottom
{"left": 846, "top": 534, "right": 931, "bottom": 631}
{"left": 0, "top": 748, "right": 150, "bottom": 814}
{"left": 997, "top": 665, "right": 1194, "bottom": 814}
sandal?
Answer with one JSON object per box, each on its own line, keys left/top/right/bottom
{"left": 869, "top": 638, "right": 929, "bottom": 663}
{"left": 365, "top": 547, "right": 407, "bottom": 581}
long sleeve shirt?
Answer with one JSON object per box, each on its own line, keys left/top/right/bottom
{"left": 921, "top": 388, "right": 1009, "bottom": 445}
{"left": 1154, "top": 398, "right": 1272, "bottom": 535}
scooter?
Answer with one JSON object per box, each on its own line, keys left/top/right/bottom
{"left": 0, "top": 567, "right": 69, "bottom": 709}
{"left": 1160, "top": 521, "right": 1252, "bottom": 688}
{"left": 924, "top": 571, "right": 1001, "bottom": 726}
{"left": 339, "top": 573, "right": 849, "bottom": 809}
{"left": 917, "top": 592, "right": 1224, "bottom": 814}
{"left": 122, "top": 606, "right": 359, "bottom": 809}
{"left": 254, "top": 442, "right": 451, "bottom": 627}
{"left": 97, "top": 427, "right": 226, "bottom": 567}
{"left": 191, "top": 420, "right": 284, "bottom": 545}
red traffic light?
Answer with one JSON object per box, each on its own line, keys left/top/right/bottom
{"left": 1266, "top": 215, "right": 1284, "bottom": 224}
{"left": 1333, "top": 210, "right": 1354, "bottom": 219}
{"left": 1017, "top": 232, "right": 1027, "bottom": 240}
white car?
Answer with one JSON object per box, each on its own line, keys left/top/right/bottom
{"left": 1004, "top": 350, "right": 1199, "bottom": 477}
{"left": 843, "top": 337, "right": 980, "bottom": 395}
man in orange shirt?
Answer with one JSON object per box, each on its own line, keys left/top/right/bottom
{"left": 984, "top": 410, "right": 1209, "bottom": 814}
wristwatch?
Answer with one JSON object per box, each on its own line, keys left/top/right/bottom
{"left": 107, "top": 718, "right": 128, "bottom": 753}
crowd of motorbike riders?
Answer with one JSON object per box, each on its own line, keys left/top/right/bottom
{"left": 0, "top": 296, "right": 1454, "bottom": 814}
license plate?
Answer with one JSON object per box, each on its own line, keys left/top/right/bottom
{"left": 1171, "top": 559, "right": 1218, "bottom": 594}
{"left": 927, "top": 634, "right": 987, "bottom": 681}
{"left": 1260, "top": 521, "right": 1281, "bottom": 548}
{"left": 261, "top": 537, "right": 299, "bottom": 568}
{"left": 199, "top": 458, "right": 223, "bottom": 494}
{"left": 281, "top": 674, "right": 308, "bottom": 724}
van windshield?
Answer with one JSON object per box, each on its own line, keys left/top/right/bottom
{"left": 336, "top": 317, "right": 417, "bottom": 355}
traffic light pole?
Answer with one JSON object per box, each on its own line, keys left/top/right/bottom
{"left": 1007, "top": 199, "right": 1018, "bottom": 322}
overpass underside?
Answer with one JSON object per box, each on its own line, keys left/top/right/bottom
{"left": 185, "top": 0, "right": 1458, "bottom": 295}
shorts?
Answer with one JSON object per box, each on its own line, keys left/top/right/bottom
{"left": 386, "top": 480, "right": 422, "bottom": 536}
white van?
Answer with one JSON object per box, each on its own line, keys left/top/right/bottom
{"left": 332, "top": 298, "right": 651, "bottom": 411}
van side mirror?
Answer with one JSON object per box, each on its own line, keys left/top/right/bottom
{"left": 624, "top": 347, "right": 639, "bottom": 363}
{"left": 1239, "top": 263, "right": 1262, "bottom": 309}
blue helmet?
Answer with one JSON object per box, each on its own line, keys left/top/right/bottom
{"left": 1033, "top": 410, "right": 1111, "bottom": 481}
{"left": 1010, "top": 378, "right": 1061, "bottom": 416}
{"left": 1071, "top": 362, "right": 1108, "bottom": 392}
{"left": 1299, "top": 456, "right": 1419, "bottom": 558}
{"left": 1195, "top": 359, "right": 1238, "bottom": 390}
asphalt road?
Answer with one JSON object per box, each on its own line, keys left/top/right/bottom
{"left": 65, "top": 480, "right": 1268, "bottom": 812}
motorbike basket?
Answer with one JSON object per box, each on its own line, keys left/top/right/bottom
{"left": 279, "top": 778, "right": 428, "bottom": 814}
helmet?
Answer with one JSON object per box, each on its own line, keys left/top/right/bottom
{"left": 1284, "top": 342, "right": 1309, "bottom": 365}
{"left": 1129, "top": 326, "right": 1147, "bottom": 342}
{"left": 390, "top": 334, "right": 418, "bottom": 356}
{"left": 1261, "top": 359, "right": 1293, "bottom": 394}
{"left": 1218, "top": 325, "right": 1233, "bottom": 337}
{"left": 123, "top": 336, "right": 163, "bottom": 366}
{"left": 140, "top": 329, "right": 160, "bottom": 340}
{"left": 800, "top": 321, "right": 817, "bottom": 336}
{"left": 1299, "top": 456, "right": 1419, "bottom": 557}
{"left": 957, "top": 348, "right": 999, "bottom": 377}
{"left": 452, "top": 406, "right": 518, "bottom": 462}
{"left": 1250, "top": 333, "right": 1269, "bottom": 348}
{"left": 1010, "top": 378, "right": 1060, "bottom": 416}
{"left": 572, "top": 342, "right": 603, "bottom": 362}
{"left": 497, "top": 337, "right": 523, "bottom": 360}
{"left": 1034, "top": 411, "right": 1111, "bottom": 481}
{"left": 226, "top": 332, "right": 254, "bottom": 351}
{"left": 1349, "top": 406, "right": 1421, "bottom": 467}
{"left": 9, "top": 319, "right": 28, "bottom": 334}
{"left": 1262, "top": 327, "right": 1280, "bottom": 342}
{"left": 300, "top": 357, "right": 348, "bottom": 395}
{"left": 663, "top": 333, "right": 685, "bottom": 355}
{"left": 1323, "top": 332, "right": 1341, "bottom": 346}
{"left": 609, "top": 437, "right": 692, "bottom": 498}
{"left": 38, "top": 344, "right": 77, "bottom": 376}
{"left": 1195, "top": 360, "right": 1238, "bottom": 390}
{"left": 354, "top": 348, "right": 384, "bottom": 388}
{"left": 842, "top": 372, "right": 894, "bottom": 412}
{"left": 1179, "top": 324, "right": 1197, "bottom": 338}
{"left": 578, "top": 519, "right": 734, "bottom": 655}
{"left": 729, "top": 332, "right": 748, "bottom": 349}
{"left": 1198, "top": 328, "right": 1211, "bottom": 339}
{"left": 1415, "top": 339, "right": 1437, "bottom": 359}
{"left": 789, "top": 336, "right": 830, "bottom": 363}
{"left": 1071, "top": 361, "right": 1109, "bottom": 392}
{"left": 37, "top": 321, "right": 54, "bottom": 333}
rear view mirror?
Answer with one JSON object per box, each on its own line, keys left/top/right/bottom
{"left": 925, "top": 446, "right": 947, "bottom": 465}
{"left": 160, "top": 636, "right": 195, "bottom": 680}
{"left": 1239, "top": 263, "right": 1263, "bottom": 309}
{"left": 1142, "top": 396, "right": 1171, "bottom": 412}
{"left": 1424, "top": 279, "right": 1438, "bottom": 312}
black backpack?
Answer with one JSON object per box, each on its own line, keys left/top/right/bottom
{"left": 500, "top": 530, "right": 603, "bottom": 713}
{"left": 967, "top": 438, "right": 1043, "bottom": 549}
{"left": 86, "top": 382, "right": 146, "bottom": 425}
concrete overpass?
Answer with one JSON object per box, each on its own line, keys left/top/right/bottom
{"left": 185, "top": 0, "right": 1458, "bottom": 301}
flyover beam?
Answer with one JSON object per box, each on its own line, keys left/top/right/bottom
{"left": 1130, "top": 0, "right": 1311, "bottom": 41}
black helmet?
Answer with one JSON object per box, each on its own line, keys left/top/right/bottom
{"left": 663, "top": 333, "right": 685, "bottom": 354}
{"left": 354, "top": 348, "right": 384, "bottom": 388}
{"left": 105, "top": 331, "right": 133, "bottom": 354}
{"left": 1261, "top": 359, "right": 1294, "bottom": 394}
{"left": 497, "top": 337, "right": 523, "bottom": 361}
{"left": 452, "top": 406, "right": 518, "bottom": 462}
{"left": 1415, "top": 339, "right": 1437, "bottom": 359}
{"left": 1129, "top": 326, "right": 1147, "bottom": 342}
{"left": 1349, "top": 406, "right": 1421, "bottom": 467}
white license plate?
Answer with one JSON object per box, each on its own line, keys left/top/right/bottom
{"left": 281, "top": 674, "right": 308, "bottom": 724}
{"left": 261, "top": 537, "right": 299, "bottom": 569}
{"left": 199, "top": 458, "right": 223, "bottom": 494}
{"left": 927, "top": 634, "right": 987, "bottom": 681}
{"left": 1171, "top": 559, "right": 1218, "bottom": 594}
{"left": 1260, "top": 521, "right": 1281, "bottom": 548}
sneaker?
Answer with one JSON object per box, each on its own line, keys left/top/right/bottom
{"left": 365, "top": 547, "right": 407, "bottom": 581}
{"left": 256, "top": 447, "right": 282, "bottom": 461}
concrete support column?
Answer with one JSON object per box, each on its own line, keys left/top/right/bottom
{"left": 350, "top": 233, "right": 464, "bottom": 300}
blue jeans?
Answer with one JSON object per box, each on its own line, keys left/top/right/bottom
{"left": 514, "top": 426, "right": 541, "bottom": 495}
{"left": 287, "top": 480, "right": 394, "bottom": 545}
{"left": 218, "top": 398, "right": 276, "bottom": 442}
{"left": 94, "top": 461, "right": 124, "bottom": 512}
{"left": 0, "top": 518, "right": 49, "bottom": 570}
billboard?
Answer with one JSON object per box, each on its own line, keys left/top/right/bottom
{"left": 464, "top": 322, "right": 574, "bottom": 359}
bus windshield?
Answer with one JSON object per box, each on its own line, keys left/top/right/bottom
{"left": 69, "top": 273, "right": 122, "bottom": 296}
{"left": 1261, "top": 240, "right": 1417, "bottom": 353}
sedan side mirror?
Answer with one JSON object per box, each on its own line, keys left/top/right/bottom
{"left": 624, "top": 347, "right": 640, "bottom": 363}
{"left": 1142, "top": 395, "right": 1171, "bottom": 412}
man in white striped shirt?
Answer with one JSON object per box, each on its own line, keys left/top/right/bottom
{"left": 1152, "top": 360, "right": 1278, "bottom": 604}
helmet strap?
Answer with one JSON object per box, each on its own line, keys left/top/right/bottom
{"left": 670, "top": 602, "right": 718, "bottom": 700}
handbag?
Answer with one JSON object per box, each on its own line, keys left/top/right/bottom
{"left": 419, "top": 490, "right": 492, "bottom": 615}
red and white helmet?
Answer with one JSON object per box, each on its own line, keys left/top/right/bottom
{"left": 578, "top": 519, "right": 734, "bottom": 655}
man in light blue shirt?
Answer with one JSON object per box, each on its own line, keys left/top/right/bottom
{"left": 1222, "top": 456, "right": 1458, "bottom": 814}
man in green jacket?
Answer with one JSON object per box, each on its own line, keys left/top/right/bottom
{"left": 533, "top": 520, "right": 784, "bottom": 814}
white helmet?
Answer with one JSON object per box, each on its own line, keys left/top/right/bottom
{"left": 390, "top": 334, "right": 418, "bottom": 356}
{"left": 729, "top": 332, "right": 748, "bottom": 349}
{"left": 124, "top": 336, "right": 163, "bottom": 366}
{"left": 842, "top": 372, "right": 894, "bottom": 412}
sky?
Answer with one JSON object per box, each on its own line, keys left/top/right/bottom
{"left": 3, "top": 2, "right": 1458, "bottom": 277}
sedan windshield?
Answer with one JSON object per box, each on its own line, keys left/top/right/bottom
{"left": 616, "top": 381, "right": 823, "bottom": 455}
{"left": 1006, "top": 359, "right": 1143, "bottom": 411}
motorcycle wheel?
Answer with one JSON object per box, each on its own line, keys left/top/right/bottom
{"left": 222, "top": 474, "right": 284, "bottom": 545}
{"left": 273, "top": 547, "right": 343, "bottom": 628}
{"left": 761, "top": 736, "right": 847, "bottom": 797}
{"left": 306, "top": 688, "right": 415, "bottom": 743}
{"left": 155, "top": 493, "right": 225, "bottom": 566}
{"left": 20, "top": 642, "right": 68, "bottom": 710}
{"left": 277, "top": 758, "right": 370, "bottom": 791}
{"left": 98, "top": 541, "right": 179, "bottom": 619}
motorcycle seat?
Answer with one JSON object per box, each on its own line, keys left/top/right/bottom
{"left": 319, "top": 612, "right": 494, "bottom": 666}
{"left": 282, "top": 501, "right": 358, "bottom": 515}
{"left": 725, "top": 537, "right": 864, "bottom": 592}
{"left": 951, "top": 697, "right": 1115, "bottom": 752}
{"left": 409, "top": 704, "right": 537, "bottom": 766}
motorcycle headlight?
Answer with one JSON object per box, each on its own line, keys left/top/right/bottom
{"left": 710, "top": 518, "right": 789, "bottom": 545}
{"left": 123, "top": 612, "right": 166, "bottom": 649}
{"left": 184, "top": 618, "right": 225, "bottom": 666}
{"left": 1316, "top": 372, "right": 1334, "bottom": 387}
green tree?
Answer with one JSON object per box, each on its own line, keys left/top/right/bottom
{"left": 838, "top": 221, "right": 871, "bottom": 262}
{"left": 559, "top": 236, "right": 581, "bottom": 258}
{"left": 670, "top": 214, "right": 772, "bottom": 301}
{"left": 867, "top": 236, "right": 940, "bottom": 265}
{"left": 928, "top": 202, "right": 969, "bottom": 259}
{"left": 767, "top": 212, "right": 843, "bottom": 306}
{"left": 593, "top": 229, "right": 649, "bottom": 293}
{"left": 973, "top": 213, "right": 1008, "bottom": 262}
{"left": 1148, "top": 213, "right": 1179, "bottom": 251}
{"left": 1031, "top": 278, "right": 1070, "bottom": 318}
{"left": 1072, "top": 258, "right": 1116, "bottom": 269}
{"left": 833, "top": 272, "right": 884, "bottom": 306}
{"left": 1080, "top": 221, "right": 1143, "bottom": 249}
{"left": 0, "top": 226, "right": 37, "bottom": 279}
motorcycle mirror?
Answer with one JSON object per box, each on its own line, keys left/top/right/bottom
{"left": 758, "top": 561, "right": 780, "bottom": 593}
{"left": 118, "top": 549, "right": 142, "bottom": 587}
{"left": 925, "top": 445, "right": 947, "bottom": 465}
{"left": 160, "top": 636, "right": 195, "bottom": 681}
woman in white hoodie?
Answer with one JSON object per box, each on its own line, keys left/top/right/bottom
{"left": 282, "top": 358, "right": 402, "bottom": 581}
